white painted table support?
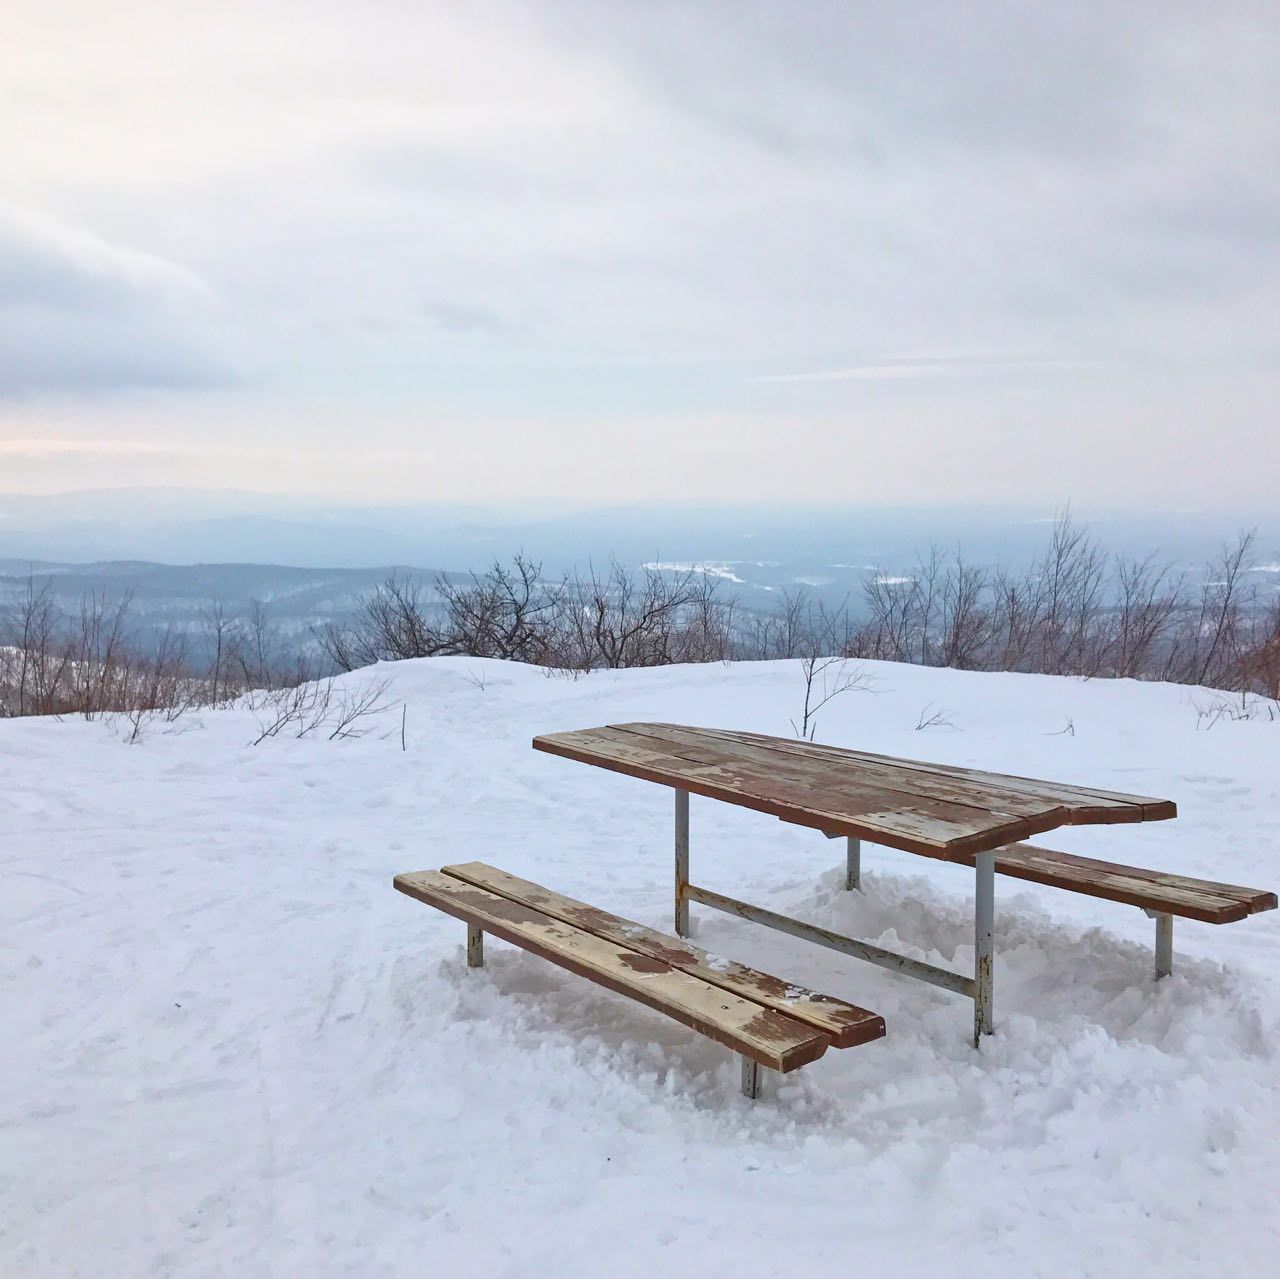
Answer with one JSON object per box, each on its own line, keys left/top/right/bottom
{"left": 1142, "top": 907, "right": 1175, "bottom": 977}
{"left": 973, "top": 850, "right": 995, "bottom": 1046}
{"left": 686, "top": 820, "right": 1004, "bottom": 1046}
{"left": 740, "top": 1055, "right": 762, "bottom": 1099}
{"left": 685, "top": 881, "right": 974, "bottom": 995}
{"left": 1153, "top": 911, "right": 1173, "bottom": 979}
{"left": 466, "top": 924, "right": 484, "bottom": 968}
{"left": 846, "top": 836, "right": 862, "bottom": 891}
{"left": 674, "top": 788, "right": 690, "bottom": 937}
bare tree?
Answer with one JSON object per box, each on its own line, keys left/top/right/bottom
{"left": 789, "top": 598, "right": 869, "bottom": 740}
{"left": 739, "top": 589, "right": 811, "bottom": 660}
{"left": 317, "top": 574, "right": 446, "bottom": 672}
{"left": 201, "top": 602, "right": 235, "bottom": 706}
{"left": 1180, "top": 531, "right": 1256, "bottom": 688}
{"left": 437, "top": 554, "right": 559, "bottom": 664}
{"left": 1111, "top": 555, "right": 1182, "bottom": 679}
{"left": 0, "top": 578, "right": 71, "bottom": 716}
{"left": 937, "top": 557, "right": 990, "bottom": 670}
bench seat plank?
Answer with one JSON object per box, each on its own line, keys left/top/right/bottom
{"left": 996, "top": 844, "right": 1278, "bottom": 924}
{"left": 394, "top": 870, "right": 835, "bottom": 1071}
{"left": 441, "top": 861, "right": 885, "bottom": 1049}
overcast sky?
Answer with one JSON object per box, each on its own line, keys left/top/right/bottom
{"left": 2, "top": 1, "right": 1277, "bottom": 508}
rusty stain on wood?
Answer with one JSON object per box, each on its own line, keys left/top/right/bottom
{"left": 616, "top": 953, "right": 672, "bottom": 975}
{"left": 695, "top": 726, "right": 1179, "bottom": 822}
{"left": 996, "top": 843, "right": 1277, "bottom": 924}
{"left": 531, "top": 723, "right": 1179, "bottom": 860}
{"left": 393, "top": 869, "right": 861, "bottom": 1071}
{"left": 441, "top": 861, "right": 885, "bottom": 1048}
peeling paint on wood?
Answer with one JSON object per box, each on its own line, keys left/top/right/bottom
{"left": 996, "top": 844, "right": 1277, "bottom": 923}
{"left": 440, "top": 861, "right": 885, "bottom": 1048}
{"left": 532, "top": 723, "right": 1178, "bottom": 860}
{"left": 393, "top": 870, "right": 844, "bottom": 1071}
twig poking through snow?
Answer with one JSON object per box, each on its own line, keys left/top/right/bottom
{"left": 914, "top": 702, "right": 957, "bottom": 731}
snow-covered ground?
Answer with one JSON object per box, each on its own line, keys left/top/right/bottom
{"left": 4, "top": 657, "right": 1279, "bottom": 1277}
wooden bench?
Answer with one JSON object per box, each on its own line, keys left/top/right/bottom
{"left": 992, "top": 843, "right": 1277, "bottom": 976}
{"left": 393, "top": 861, "right": 885, "bottom": 1098}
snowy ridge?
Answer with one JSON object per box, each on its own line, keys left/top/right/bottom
{"left": 3, "top": 656, "right": 1278, "bottom": 1276}
{"left": 641, "top": 560, "right": 747, "bottom": 583}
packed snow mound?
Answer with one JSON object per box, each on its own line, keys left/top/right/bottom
{"left": 4, "top": 657, "right": 1279, "bottom": 1277}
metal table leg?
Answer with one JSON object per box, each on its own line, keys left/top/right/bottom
{"left": 674, "top": 788, "right": 689, "bottom": 937}
{"left": 1154, "top": 912, "right": 1173, "bottom": 978}
{"left": 974, "top": 850, "right": 995, "bottom": 1046}
{"left": 846, "top": 836, "right": 862, "bottom": 891}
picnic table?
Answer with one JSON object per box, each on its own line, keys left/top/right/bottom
{"left": 532, "top": 723, "right": 1273, "bottom": 1046}
{"left": 394, "top": 721, "right": 1275, "bottom": 1099}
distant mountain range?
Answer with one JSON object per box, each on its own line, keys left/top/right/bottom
{"left": 2, "top": 487, "right": 1274, "bottom": 573}
{"left": 1, "top": 490, "right": 1275, "bottom": 656}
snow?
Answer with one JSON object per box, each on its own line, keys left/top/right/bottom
{"left": 641, "top": 561, "right": 746, "bottom": 583}
{"left": 4, "top": 656, "right": 1279, "bottom": 1277}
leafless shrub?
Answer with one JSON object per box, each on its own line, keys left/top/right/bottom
{"left": 1173, "top": 532, "right": 1255, "bottom": 689}
{"left": 250, "top": 675, "right": 395, "bottom": 745}
{"left": 312, "top": 517, "right": 1275, "bottom": 709}
{"left": 549, "top": 560, "right": 723, "bottom": 670}
{"left": 320, "top": 556, "right": 738, "bottom": 676}
{"left": 1111, "top": 555, "right": 1182, "bottom": 679}
{"left": 739, "top": 588, "right": 812, "bottom": 660}
{"left": 1191, "top": 686, "right": 1280, "bottom": 729}
{"left": 8, "top": 513, "right": 1254, "bottom": 730}
{"left": 787, "top": 598, "right": 870, "bottom": 740}
{"left": 316, "top": 574, "right": 446, "bottom": 672}
{"left": 73, "top": 590, "right": 137, "bottom": 719}
{"left": 1242, "top": 595, "right": 1280, "bottom": 699}
{"left": 439, "top": 554, "right": 560, "bottom": 664}
{"left": 226, "top": 599, "right": 301, "bottom": 693}
{"left": 792, "top": 654, "right": 869, "bottom": 740}
{"left": 850, "top": 516, "right": 1275, "bottom": 698}
{"left": 0, "top": 578, "right": 71, "bottom": 716}
{"left": 937, "top": 556, "right": 992, "bottom": 670}
{"left": 251, "top": 687, "right": 299, "bottom": 741}
{"left": 328, "top": 677, "right": 395, "bottom": 740}
{"left": 913, "top": 702, "right": 956, "bottom": 731}
{"left": 0, "top": 579, "right": 313, "bottom": 725}
{"left": 251, "top": 680, "right": 331, "bottom": 744}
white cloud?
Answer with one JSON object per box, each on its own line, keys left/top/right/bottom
{"left": 0, "top": 1, "right": 1277, "bottom": 504}
{"left": 0, "top": 213, "right": 231, "bottom": 394}
{"left": 751, "top": 356, "right": 1118, "bottom": 383}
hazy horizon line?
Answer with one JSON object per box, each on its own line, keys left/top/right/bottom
{"left": 0, "top": 485, "right": 1271, "bottom": 523}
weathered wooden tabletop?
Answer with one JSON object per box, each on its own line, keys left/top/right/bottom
{"left": 532, "top": 723, "right": 1177, "bottom": 863}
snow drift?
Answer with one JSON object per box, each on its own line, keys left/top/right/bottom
{"left": 3, "top": 657, "right": 1278, "bottom": 1277}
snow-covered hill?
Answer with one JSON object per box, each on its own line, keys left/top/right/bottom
{"left": 4, "top": 658, "right": 1278, "bottom": 1277}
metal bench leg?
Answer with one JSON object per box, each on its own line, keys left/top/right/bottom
{"left": 973, "top": 850, "right": 995, "bottom": 1046}
{"left": 740, "top": 1055, "right": 762, "bottom": 1099}
{"left": 466, "top": 925, "right": 484, "bottom": 968}
{"left": 846, "top": 836, "right": 862, "bottom": 891}
{"left": 1154, "top": 912, "right": 1173, "bottom": 979}
{"left": 675, "top": 788, "right": 690, "bottom": 937}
